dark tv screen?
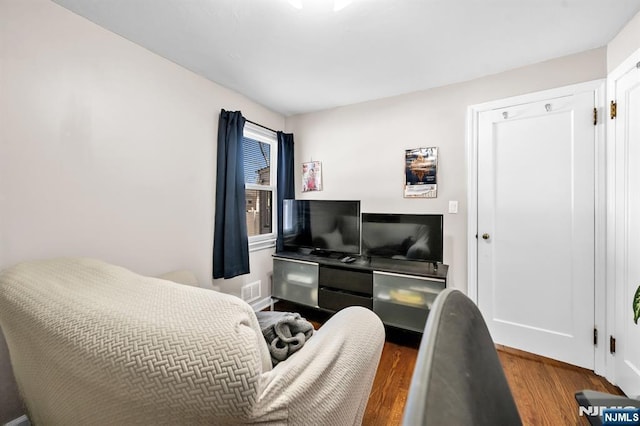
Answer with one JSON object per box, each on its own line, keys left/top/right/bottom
{"left": 281, "top": 200, "right": 361, "bottom": 255}
{"left": 362, "top": 213, "right": 443, "bottom": 263}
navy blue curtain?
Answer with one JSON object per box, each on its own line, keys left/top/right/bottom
{"left": 213, "top": 110, "right": 250, "bottom": 279}
{"left": 276, "top": 132, "right": 295, "bottom": 252}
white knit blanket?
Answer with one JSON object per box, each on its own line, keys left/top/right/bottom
{"left": 0, "top": 258, "right": 271, "bottom": 424}
{"left": 0, "top": 257, "right": 386, "bottom": 425}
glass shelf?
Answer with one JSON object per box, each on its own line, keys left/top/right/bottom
{"left": 273, "top": 258, "right": 319, "bottom": 307}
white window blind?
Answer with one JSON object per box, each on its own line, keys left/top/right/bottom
{"left": 243, "top": 122, "right": 277, "bottom": 250}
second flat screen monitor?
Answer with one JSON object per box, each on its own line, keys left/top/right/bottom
{"left": 361, "top": 213, "right": 443, "bottom": 263}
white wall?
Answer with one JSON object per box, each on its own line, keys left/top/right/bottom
{"left": 0, "top": 0, "right": 284, "bottom": 298}
{"left": 0, "top": 0, "right": 623, "bottom": 300}
{"left": 608, "top": 9, "right": 640, "bottom": 71}
{"left": 286, "top": 47, "right": 606, "bottom": 292}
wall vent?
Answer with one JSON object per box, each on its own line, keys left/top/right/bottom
{"left": 241, "top": 281, "right": 261, "bottom": 303}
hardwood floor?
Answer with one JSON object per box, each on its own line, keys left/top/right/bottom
{"left": 271, "top": 302, "right": 623, "bottom": 425}
{"left": 362, "top": 337, "right": 624, "bottom": 426}
{"left": 497, "top": 345, "right": 623, "bottom": 426}
{"left": 362, "top": 330, "right": 421, "bottom": 426}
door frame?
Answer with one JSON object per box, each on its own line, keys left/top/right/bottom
{"left": 466, "top": 80, "right": 607, "bottom": 376}
{"left": 606, "top": 47, "right": 640, "bottom": 387}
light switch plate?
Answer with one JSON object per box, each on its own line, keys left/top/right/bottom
{"left": 448, "top": 200, "right": 458, "bottom": 214}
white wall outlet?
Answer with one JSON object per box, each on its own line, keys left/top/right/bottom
{"left": 241, "top": 281, "right": 261, "bottom": 302}
{"left": 448, "top": 200, "right": 459, "bottom": 214}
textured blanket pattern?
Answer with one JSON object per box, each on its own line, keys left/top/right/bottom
{"left": 0, "top": 258, "right": 271, "bottom": 424}
{"left": 255, "top": 311, "right": 314, "bottom": 365}
{"left": 0, "top": 258, "right": 386, "bottom": 425}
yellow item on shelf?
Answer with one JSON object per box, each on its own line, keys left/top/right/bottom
{"left": 390, "top": 289, "right": 424, "bottom": 306}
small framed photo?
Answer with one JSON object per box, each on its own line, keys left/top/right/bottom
{"left": 302, "top": 161, "right": 322, "bottom": 192}
{"left": 404, "top": 147, "right": 438, "bottom": 198}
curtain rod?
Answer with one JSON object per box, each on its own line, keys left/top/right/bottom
{"left": 246, "top": 119, "right": 278, "bottom": 134}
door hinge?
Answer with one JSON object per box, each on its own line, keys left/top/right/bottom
{"left": 594, "top": 328, "right": 598, "bottom": 346}
{"left": 610, "top": 100, "right": 617, "bottom": 119}
{"left": 610, "top": 336, "right": 616, "bottom": 354}
{"left": 593, "top": 107, "right": 597, "bottom": 125}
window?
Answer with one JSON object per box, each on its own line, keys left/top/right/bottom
{"left": 243, "top": 122, "right": 277, "bottom": 250}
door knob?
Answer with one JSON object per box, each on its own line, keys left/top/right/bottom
{"left": 482, "top": 233, "right": 490, "bottom": 240}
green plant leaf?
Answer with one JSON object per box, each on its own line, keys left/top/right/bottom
{"left": 634, "top": 285, "right": 640, "bottom": 325}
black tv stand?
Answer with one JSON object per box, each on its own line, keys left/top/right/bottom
{"left": 309, "top": 249, "right": 332, "bottom": 257}
{"left": 272, "top": 251, "right": 448, "bottom": 333}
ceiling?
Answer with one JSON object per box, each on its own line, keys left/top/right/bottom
{"left": 52, "top": 0, "right": 640, "bottom": 116}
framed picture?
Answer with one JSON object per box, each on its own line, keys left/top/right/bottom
{"left": 302, "top": 161, "right": 322, "bottom": 192}
{"left": 404, "top": 147, "right": 438, "bottom": 198}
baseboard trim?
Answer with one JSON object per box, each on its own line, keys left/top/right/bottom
{"left": 4, "top": 414, "right": 30, "bottom": 426}
{"left": 495, "top": 344, "right": 595, "bottom": 373}
{"left": 251, "top": 297, "right": 272, "bottom": 312}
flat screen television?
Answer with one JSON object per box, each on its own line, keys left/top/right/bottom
{"left": 281, "top": 199, "right": 361, "bottom": 255}
{"left": 361, "top": 213, "right": 443, "bottom": 263}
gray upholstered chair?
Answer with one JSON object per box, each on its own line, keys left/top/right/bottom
{"left": 0, "top": 258, "right": 385, "bottom": 425}
{"left": 402, "top": 288, "right": 521, "bottom": 425}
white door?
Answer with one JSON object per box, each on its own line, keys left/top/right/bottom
{"left": 477, "top": 90, "right": 596, "bottom": 369}
{"left": 612, "top": 63, "right": 640, "bottom": 398}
